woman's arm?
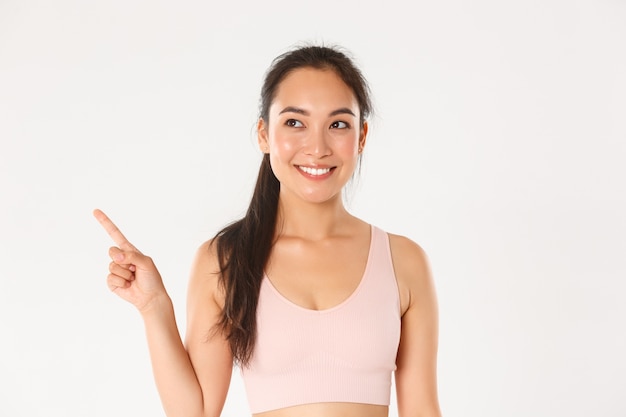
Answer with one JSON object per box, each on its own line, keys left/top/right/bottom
{"left": 141, "top": 241, "right": 232, "bottom": 417}
{"left": 389, "top": 234, "right": 442, "bottom": 417}
{"left": 95, "top": 210, "right": 232, "bottom": 417}
{"left": 184, "top": 240, "right": 234, "bottom": 416}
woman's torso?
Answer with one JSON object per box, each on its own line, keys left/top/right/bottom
{"left": 243, "top": 219, "right": 405, "bottom": 417}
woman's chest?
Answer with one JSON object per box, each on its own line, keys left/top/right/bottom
{"left": 265, "top": 236, "right": 370, "bottom": 311}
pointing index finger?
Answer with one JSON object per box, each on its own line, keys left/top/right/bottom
{"left": 93, "top": 209, "right": 137, "bottom": 251}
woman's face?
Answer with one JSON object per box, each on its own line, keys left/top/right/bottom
{"left": 258, "top": 67, "right": 367, "bottom": 205}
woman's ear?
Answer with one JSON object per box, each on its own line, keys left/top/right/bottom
{"left": 257, "top": 118, "right": 269, "bottom": 153}
{"left": 358, "top": 121, "right": 368, "bottom": 153}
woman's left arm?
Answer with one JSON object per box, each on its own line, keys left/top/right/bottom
{"left": 389, "top": 234, "right": 442, "bottom": 417}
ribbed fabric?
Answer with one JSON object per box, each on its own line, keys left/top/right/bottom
{"left": 241, "top": 226, "right": 401, "bottom": 413}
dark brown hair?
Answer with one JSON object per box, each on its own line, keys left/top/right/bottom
{"left": 212, "top": 44, "right": 373, "bottom": 367}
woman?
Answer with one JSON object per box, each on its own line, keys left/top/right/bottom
{"left": 94, "top": 44, "right": 442, "bottom": 417}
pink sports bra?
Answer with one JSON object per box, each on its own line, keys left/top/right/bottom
{"left": 241, "top": 226, "right": 401, "bottom": 414}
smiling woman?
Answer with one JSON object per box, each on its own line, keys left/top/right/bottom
{"left": 95, "top": 44, "right": 442, "bottom": 417}
{"left": 258, "top": 67, "right": 366, "bottom": 205}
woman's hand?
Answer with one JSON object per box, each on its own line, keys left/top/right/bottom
{"left": 94, "top": 208, "right": 168, "bottom": 314}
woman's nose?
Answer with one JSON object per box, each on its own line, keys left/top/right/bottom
{"left": 303, "top": 127, "right": 331, "bottom": 157}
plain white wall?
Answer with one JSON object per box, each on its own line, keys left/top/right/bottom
{"left": 1, "top": 0, "right": 625, "bottom": 416}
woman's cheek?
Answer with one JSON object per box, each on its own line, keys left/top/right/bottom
{"left": 336, "top": 136, "right": 360, "bottom": 155}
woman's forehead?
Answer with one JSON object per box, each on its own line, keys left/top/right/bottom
{"left": 270, "top": 68, "right": 359, "bottom": 116}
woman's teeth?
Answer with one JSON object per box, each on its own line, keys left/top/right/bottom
{"left": 299, "top": 166, "right": 331, "bottom": 176}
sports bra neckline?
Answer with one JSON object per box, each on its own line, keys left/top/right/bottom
{"left": 263, "top": 224, "right": 375, "bottom": 314}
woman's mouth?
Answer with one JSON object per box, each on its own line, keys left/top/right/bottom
{"left": 297, "top": 166, "right": 334, "bottom": 176}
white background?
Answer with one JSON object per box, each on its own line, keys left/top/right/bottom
{"left": 1, "top": 0, "right": 625, "bottom": 416}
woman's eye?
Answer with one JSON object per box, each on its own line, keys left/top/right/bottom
{"left": 330, "top": 121, "right": 350, "bottom": 129}
{"left": 286, "top": 119, "right": 303, "bottom": 127}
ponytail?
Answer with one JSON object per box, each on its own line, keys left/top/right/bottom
{"left": 213, "top": 154, "right": 279, "bottom": 366}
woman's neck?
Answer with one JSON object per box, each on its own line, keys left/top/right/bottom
{"left": 275, "top": 193, "right": 356, "bottom": 241}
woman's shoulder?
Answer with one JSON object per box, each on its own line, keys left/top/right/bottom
{"left": 386, "top": 232, "right": 429, "bottom": 268}
{"left": 384, "top": 231, "right": 433, "bottom": 315}
{"left": 365, "top": 222, "right": 429, "bottom": 269}
{"left": 192, "top": 238, "right": 221, "bottom": 275}
{"left": 187, "top": 238, "right": 225, "bottom": 307}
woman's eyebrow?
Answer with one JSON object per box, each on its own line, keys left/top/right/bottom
{"left": 329, "top": 108, "right": 356, "bottom": 117}
{"left": 279, "top": 106, "right": 308, "bottom": 115}
{"left": 278, "top": 106, "right": 356, "bottom": 117}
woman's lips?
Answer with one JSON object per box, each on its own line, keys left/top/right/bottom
{"left": 296, "top": 165, "right": 335, "bottom": 178}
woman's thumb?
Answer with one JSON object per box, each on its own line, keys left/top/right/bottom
{"left": 109, "top": 246, "right": 151, "bottom": 269}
